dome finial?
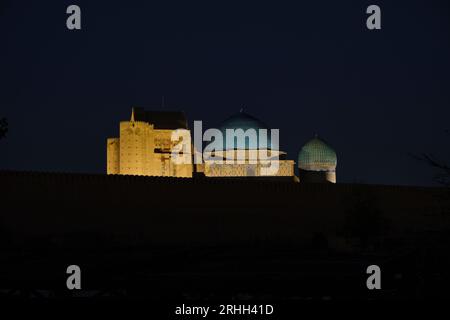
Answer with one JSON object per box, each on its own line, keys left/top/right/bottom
{"left": 131, "top": 107, "right": 135, "bottom": 122}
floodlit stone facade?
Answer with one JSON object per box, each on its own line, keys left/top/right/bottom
{"left": 107, "top": 108, "right": 192, "bottom": 177}
{"left": 107, "top": 108, "right": 335, "bottom": 182}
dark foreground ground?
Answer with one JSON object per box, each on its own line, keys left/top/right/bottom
{"left": 0, "top": 240, "right": 449, "bottom": 301}
{"left": 1, "top": 171, "right": 450, "bottom": 309}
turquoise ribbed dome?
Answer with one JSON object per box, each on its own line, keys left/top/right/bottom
{"left": 217, "top": 111, "right": 276, "bottom": 150}
{"left": 298, "top": 136, "right": 337, "bottom": 171}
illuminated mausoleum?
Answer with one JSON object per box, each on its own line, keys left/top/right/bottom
{"left": 107, "top": 108, "right": 337, "bottom": 183}
{"left": 199, "top": 111, "right": 295, "bottom": 178}
{"left": 107, "top": 108, "right": 192, "bottom": 177}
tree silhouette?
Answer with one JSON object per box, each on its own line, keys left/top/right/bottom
{"left": 0, "top": 117, "right": 10, "bottom": 246}
{"left": 411, "top": 129, "right": 450, "bottom": 186}
{"left": 0, "top": 117, "right": 7, "bottom": 140}
{"left": 415, "top": 153, "right": 450, "bottom": 187}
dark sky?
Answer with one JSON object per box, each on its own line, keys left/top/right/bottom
{"left": 1, "top": 0, "right": 449, "bottom": 186}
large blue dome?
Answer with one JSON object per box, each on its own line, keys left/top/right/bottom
{"left": 217, "top": 111, "right": 276, "bottom": 150}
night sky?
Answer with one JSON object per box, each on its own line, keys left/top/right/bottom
{"left": 1, "top": 0, "right": 449, "bottom": 186}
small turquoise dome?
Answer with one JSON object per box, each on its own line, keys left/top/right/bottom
{"left": 298, "top": 136, "right": 337, "bottom": 171}
{"left": 217, "top": 111, "right": 276, "bottom": 150}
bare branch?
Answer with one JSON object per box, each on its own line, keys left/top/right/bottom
{"left": 410, "top": 151, "right": 450, "bottom": 186}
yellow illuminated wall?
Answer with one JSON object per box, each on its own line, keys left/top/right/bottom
{"left": 106, "top": 138, "right": 120, "bottom": 174}
{"left": 204, "top": 159, "right": 294, "bottom": 177}
{"left": 107, "top": 111, "right": 192, "bottom": 178}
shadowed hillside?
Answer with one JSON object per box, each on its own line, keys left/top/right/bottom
{"left": 1, "top": 171, "right": 450, "bottom": 300}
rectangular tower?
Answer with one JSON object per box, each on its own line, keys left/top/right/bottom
{"left": 106, "top": 108, "right": 193, "bottom": 178}
{"left": 106, "top": 138, "right": 120, "bottom": 174}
